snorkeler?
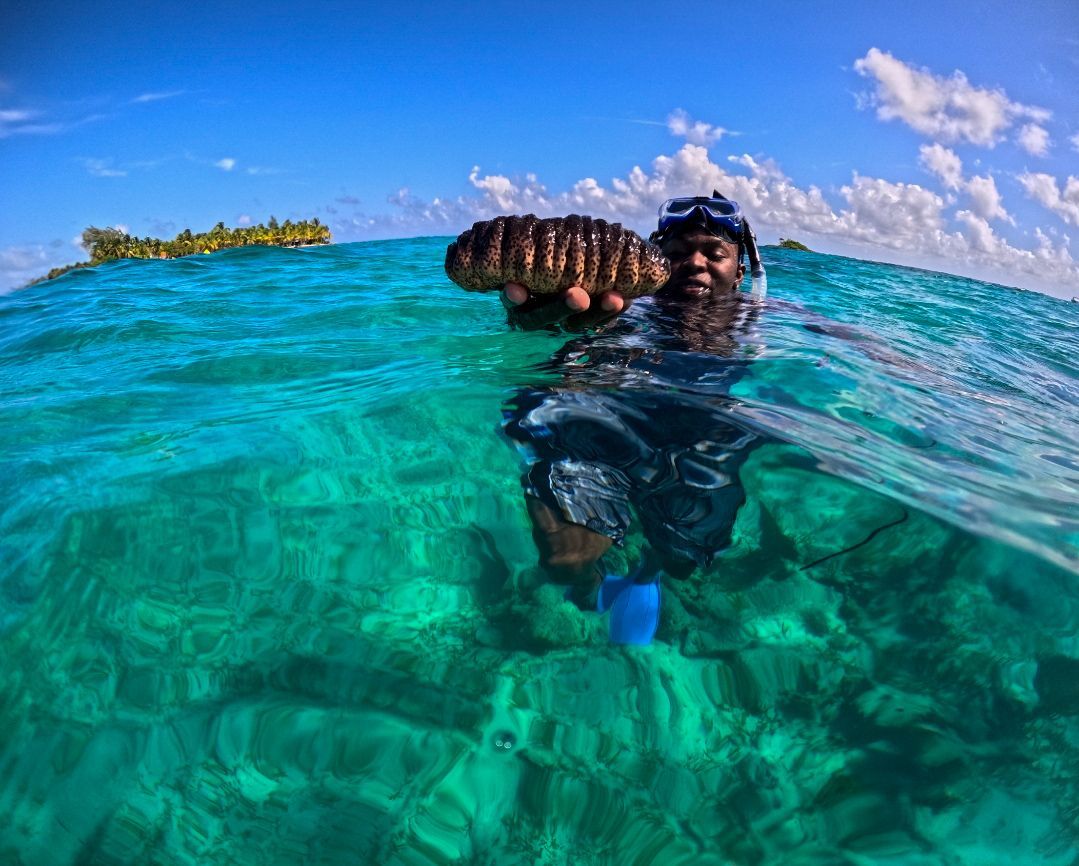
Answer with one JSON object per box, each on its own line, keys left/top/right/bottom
{"left": 501, "top": 193, "right": 768, "bottom": 644}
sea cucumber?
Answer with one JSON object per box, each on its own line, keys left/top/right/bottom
{"left": 444, "top": 214, "right": 670, "bottom": 299}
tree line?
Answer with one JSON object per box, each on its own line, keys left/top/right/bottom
{"left": 30, "top": 217, "right": 332, "bottom": 285}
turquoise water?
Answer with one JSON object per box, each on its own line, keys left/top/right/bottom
{"left": 1, "top": 238, "right": 1077, "bottom": 865}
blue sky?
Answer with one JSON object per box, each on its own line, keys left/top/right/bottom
{"left": 2, "top": 0, "right": 1078, "bottom": 296}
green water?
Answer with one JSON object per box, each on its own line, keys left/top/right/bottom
{"left": 1, "top": 238, "right": 1077, "bottom": 865}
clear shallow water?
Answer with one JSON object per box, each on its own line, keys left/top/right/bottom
{"left": 1, "top": 238, "right": 1077, "bottom": 865}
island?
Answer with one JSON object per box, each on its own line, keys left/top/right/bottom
{"left": 777, "top": 238, "right": 813, "bottom": 252}
{"left": 29, "top": 217, "right": 332, "bottom": 285}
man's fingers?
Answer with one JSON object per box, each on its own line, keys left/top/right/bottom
{"left": 563, "top": 286, "right": 591, "bottom": 312}
{"left": 564, "top": 292, "right": 630, "bottom": 331}
{"left": 506, "top": 286, "right": 592, "bottom": 330}
{"left": 502, "top": 286, "right": 629, "bottom": 331}
{"left": 501, "top": 282, "right": 529, "bottom": 308}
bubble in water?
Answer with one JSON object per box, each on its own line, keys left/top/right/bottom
{"left": 492, "top": 731, "right": 516, "bottom": 752}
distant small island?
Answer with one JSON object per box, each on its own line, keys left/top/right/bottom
{"left": 777, "top": 237, "right": 813, "bottom": 252}
{"left": 29, "top": 217, "right": 332, "bottom": 286}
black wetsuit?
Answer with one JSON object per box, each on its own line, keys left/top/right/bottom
{"left": 502, "top": 293, "right": 768, "bottom": 571}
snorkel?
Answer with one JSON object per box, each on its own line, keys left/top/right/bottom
{"left": 742, "top": 217, "right": 767, "bottom": 301}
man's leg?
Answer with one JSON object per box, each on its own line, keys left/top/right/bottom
{"left": 524, "top": 494, "right": 612, "bottom": 585}
{"left": 631, "top": 427, "right": 761, "bottom": 576}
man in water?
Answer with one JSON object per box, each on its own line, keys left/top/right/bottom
{"left": 499, "top": 194, "right": 764, "bottom": 611}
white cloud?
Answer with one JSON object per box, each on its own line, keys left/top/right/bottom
{"left": 955, "top": 210, "right": 998, "bottom": 254}
{"left": 131, "top": 90, "right": 185, "bottom": 104}
{"left": 465, "top": 167, "right": 526, "bottom": 211}
{"left": 724, "top": 154, "right": 838, "bottom": 233}
{"left": 0, "top": 244, "right": 51, "bottom": 291}
{"left": 853, "top": 47, "right": 1050, "bottom": 147}
{"left": 0, "top": 108, "right": 62, "bottom": 138}
{"left": 917, "top": 144, "right": 1011, "bottom": 223}
{"left": 81, "top": 158, "right": 127, "bottom": 178}
{"left": 352, "top": 140, "right": 1079, "bottom": 295}
{"left": 919, "top": 143, "right": 963, "bottom": 190}
{"left": 0, "top": 103, "right": 105, "bottom": 138}
{"left": 1071, "top": 132, "right": 1079, "bottom": 153}
{"left": 0, "top": 242, "right": 87, "bottom": 292}
{"left": 1016, "top": 123, "right": 1051, "bottom": 156}
{"left": 215, "top": 157, "right": 236, "bottom": 171}
{"left": 237, "top": 214, "right": 252, "bottom": 226}
{"left": 666, "top": 109, "right": 730, "bottom": 147}
{"left": 966, "top": 175, "right": 1012, "bottom": 223}
{"left": 833, "top": 175, "right": 948, "bottom": 250}
{"left": 1018, "top": 172, "right": 1079, "bottom": 226}
{"left": 245, "top": 166, "right": 281, "bottom": 175}
{"left": 953, "top": 211, "right": 1076, "bottom": 283}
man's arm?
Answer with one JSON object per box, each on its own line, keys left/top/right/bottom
{"left": 501, "top": 282, "right": 631, "bottom": 331}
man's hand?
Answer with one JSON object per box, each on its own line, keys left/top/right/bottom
{"left": 501, "top": 282, "right": 630, "bottom": 331}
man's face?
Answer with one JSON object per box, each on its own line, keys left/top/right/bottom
{"left": 658, "top": 230, "right": 745, "bottom": 299}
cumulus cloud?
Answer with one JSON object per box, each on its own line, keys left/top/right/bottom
{"left": 367, "top": 144, "right": 750, "bottom": 235}
{"left": 215, "top": 157, "right": 236, "bottom": 171}
{"left": 953, "top": 211, "right": 1076, "bottom": 284}
{"left": 1018, "top": 172, "right": 1079, "bottom": 226}
{"left": 81, "top": 157, "right": 126, "bottom": 178}
{"left": 833, "top": 175, "right": 948, "bottom": 250}
{"left": 917, "top": 144, "right": 1011, "bottom": 223}
{"left": 853, "top": 48, "right": 1050, "bottom": 147}
{"left": 0, "top": 244, "right": 52, "bottom": 291}
{"left": 466, "top": 167, "right": 523, "bottom": 211}
{"left": 919, "top": 143, "right": 963, "bottom": 190}
{"left": 346, "top": 139, "right": 1078, "bottom": 294}
{"left": 237, "top": 214, "right": 252, "bottom": 226}
{"left": 1016, "top": 123, "right": 1051, "bottom": 156}
{"left": 954, "top": 210, "right": 998, "bottom": 255}
{"left": 666, "top": 109, "right": 730, "bottom": 147}
{"left": 965, "top": 174, "right": 1011, "bottom": 223}
{"left": 1071, "top": 132, "right": 1079, "bottom": 153}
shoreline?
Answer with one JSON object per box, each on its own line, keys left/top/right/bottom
{"left": 26, "top": 219, "right": 332, "bottom": 288}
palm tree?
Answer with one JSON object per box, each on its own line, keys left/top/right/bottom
{"left": 34, "top": 217, "right": 332, "bottom": 284}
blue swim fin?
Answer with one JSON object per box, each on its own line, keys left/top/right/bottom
{"left": 608, "top": 580, "right": 661, "bottom": 645}
{"left": 597, "top": 574, "right": 634, "bottom": 613}
{"left": 598, "top": 559, "right": 662, "bottom": 646}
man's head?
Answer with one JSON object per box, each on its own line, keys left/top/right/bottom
{"left": 650, "top": 192, "right": 749, "bottom": 299}
{"left": 657, "top": 227, "right": 745, "bottom": 299}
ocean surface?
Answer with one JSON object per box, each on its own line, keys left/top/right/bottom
{"left": 1, "top": 237, "right": 1077, "bottom": 865}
